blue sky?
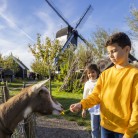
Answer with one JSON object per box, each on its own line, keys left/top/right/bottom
{"left": 0, "top": 0, "right": 138, "bottom": 70}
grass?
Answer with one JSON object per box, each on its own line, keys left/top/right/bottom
{"left": 51, "top": 81, "right": 91, "bottom": 131}
{"left": 0, "top": 82, "right": 23, "bottom": 96}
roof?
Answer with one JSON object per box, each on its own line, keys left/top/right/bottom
{"left": 11, "top": 55, "right": 29, "bottom": 70}
{"left": 56, "top": 27, "right": 68, "bottom": 38}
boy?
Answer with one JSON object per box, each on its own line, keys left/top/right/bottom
{"left": 70, "top": 32, "right": 138, "bottom": 138}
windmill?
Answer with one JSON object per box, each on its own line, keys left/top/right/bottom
{"left": 45, "top": 0, "right": 92, "bottom": 63}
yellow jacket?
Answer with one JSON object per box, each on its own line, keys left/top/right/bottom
{"left": 81, "top": 65, "right": 138, "bottom": 138}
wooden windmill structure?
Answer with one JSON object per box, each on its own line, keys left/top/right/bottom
{"left": 45, "top": 0, "right": 92, "bottom": 60}
{"left": 45, "top": 0, "right": 92, "bottom": 91}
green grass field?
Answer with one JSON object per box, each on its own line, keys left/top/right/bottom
{"left": 51, "top": 82, "right": 91, "bottom": 131}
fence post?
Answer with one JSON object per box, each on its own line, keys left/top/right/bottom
{"left": 23, "top": 81, "right": 26, "bottom": 88}
{"left": 1, "top": 81, "right": 9, "bottom": 102}
{"left": 24, "top": 114, "right": 36, "bottom": 138}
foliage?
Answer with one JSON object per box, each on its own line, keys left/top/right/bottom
{"left": 75, "top": 44, "right": 95, "bottom": 69}
{"left": 76, "top": 28, "right": 111, "bottom": 70}
{"left": 58, "top": 28, "right": 112, "bottom": 92}
{"left": 29, "top": 29, "right": 113, "bottom": 93}
{"left": 0, "top": 54, "right": 3, "bottom": 67}
{"left": 56, "top": 45, "right": 76, "bottom": 81}
{"left": 31, "top": 60, "right": 48, "bottom": 77}
{"left": 127, "top": 7, "right": 138, "bottom": 56}
{"left": 72, "top": 79, "right": 84, "bottom": 93}
{"left": 29, "top": 34, "right": 62, "bottom": 77}
{"left": 127, "top": 7, "right": 138, "bottom": 37}
{"left": 3, "top": 56, "right": 19, "bottom": 73}
{"left": 0, "top": 54, "right": 19, "bottom": 73}
{"left": 91, "top": 27, "right": 110, "bottom": 59}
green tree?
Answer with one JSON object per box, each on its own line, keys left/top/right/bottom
{"left": 127, "top": 7, "right": 138, "bottom": 37}
{"left": 0, "top": 53, "right": 4, "bottom": 67}
{"left": 30, "top": 60, "right": 48, "bottom": 77}
{"left": 91, "top": 27, "right": 110, "bottom": 59}
{"left": 29, "top": 34, "right": 62, "bottom": 93}
{"left": 29, "top": 34, "right": 61, "bottom": 76}
{"left": 127, "top": 7, "right": 138, "bottom": 56}
{"left": 3, "top": 55, "right": 19, "bottom": 73}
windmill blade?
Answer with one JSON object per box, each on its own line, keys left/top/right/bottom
{"left": 61, "top": 33, "right": 75, "bottom": 52}
{"left": 45, "top": 0, "right": 70, "bottom": 26}
{"left": 54, "top": 32, "right": 75, "bottom": 65}
{"left": 78, "top": 33, "right": 91, "bottom": 46}
{"left": 61, "top": 5, "right": 92, "bottom": 52}
{"left": 75, "top": 5, "right": 92, "bottom": 29}
{"left": 54, "top": 33, "right": 75, "bottom": 64}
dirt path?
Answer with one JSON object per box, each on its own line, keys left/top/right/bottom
{"left": 35, "top": 116, "right": 91, "bottom": 138}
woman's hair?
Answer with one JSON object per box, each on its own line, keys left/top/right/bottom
{"left": 105, "top": 32, "right": 131, "bottom": 48}
{"left": 85, "top": 64, "right": 100, "bottom": 81}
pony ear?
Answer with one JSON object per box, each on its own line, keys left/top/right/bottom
{"left": 31, "top": 79, "right": 49, "bottom": 93}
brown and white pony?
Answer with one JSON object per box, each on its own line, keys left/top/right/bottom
{"left": 0, "top": 79, "right": 63, "bottom": 138}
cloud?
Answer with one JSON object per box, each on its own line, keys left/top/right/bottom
{"left": 0, "top": 24, "right": 5, "bottom": 30}
{"left": 0, "top": 13, "right": 35, "bottom": 42}
{"left": 0, "top": 0, "right": 35, "bottom": 42}
{"left": 35, "top": 10, "right": 63, "bottom": 40}
{"left": 0, "top": 38, "right": 34, "bottom": 70}
{"left": 0, "top": 0, "right": 36, "bottom": 69}
{"left": 0, "top": 0, "right": 7, "bottom": 13}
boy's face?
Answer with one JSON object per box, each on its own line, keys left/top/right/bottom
{"left": 106, "top": 43, "right": 130, "bottom": 65}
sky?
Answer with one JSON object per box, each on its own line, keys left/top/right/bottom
{"left": 0, "top": 0, "right": 138, "bottom": 70}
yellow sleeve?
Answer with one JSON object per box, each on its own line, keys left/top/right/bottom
{"left": 80, "top": 74, "right": 102, "bottom": 109}
{"left": 124, "top": 75, "right": 138, "bottom": 138}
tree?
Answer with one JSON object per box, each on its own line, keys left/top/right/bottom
{"left": 0, "top": 54, "right": 19, "bottom": 73}
{"left": 127, "top": 7, "right": 138, "bottom": 56}
{"left": 127, "top": 7, "right": 138, "bottom": 37}
{"left": 3, "top": 55, "right": 19, "bottom": 73}
{"left": 29, "top": 34, "right": 62, "bottom": 93}
{"left": 0, "top": 53, "right": 4, "bottom": 67}
{"left": 30, "top": 60, "right": 48, "bottom": 77}
{"left": 29, "top": 34, "right": 61, "bottom": 75}
{"left": 59, "top": 28, "right": 112, "bottom": 92}
{"left": 76, "top": 27, "right": 111, "bottom": 69}
{"left": 91, "top": 27, "right": 110, "bottom": 59}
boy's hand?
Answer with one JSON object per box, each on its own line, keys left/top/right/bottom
{"left": 70, "top": 103, "right": 82, "bottom": 113}
{"left": 82, "top": 109, "right": 86, "bottom": 118}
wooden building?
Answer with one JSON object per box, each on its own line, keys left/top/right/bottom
{"left": 11, "top": 55, "right": 29, "bottom": 79}
{"left": 1, "top": 55, "right": 29, "bottom": 81}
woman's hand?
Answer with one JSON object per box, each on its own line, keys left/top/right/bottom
{"left": 70, "top": 103, "right": 82, "bottom": 113}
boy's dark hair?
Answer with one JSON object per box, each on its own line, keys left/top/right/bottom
{"left": 105, "top": 32, "right": 131, "bottom": 48}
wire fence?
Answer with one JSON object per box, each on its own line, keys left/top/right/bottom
{"left": 11, "top": 114, "right": 36, "bottom": 138}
